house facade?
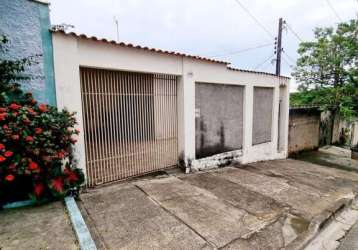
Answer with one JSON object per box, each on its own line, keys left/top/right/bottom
{"left": 52, "top": 31, "right": 290, "bottom": 186}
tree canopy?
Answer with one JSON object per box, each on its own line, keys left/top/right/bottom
{"left": 292, "top": 19, "right": 358, "bottom": 119}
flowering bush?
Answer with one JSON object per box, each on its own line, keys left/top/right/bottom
{"left": 0, "top": 35, "right": 84, "bottom": 206}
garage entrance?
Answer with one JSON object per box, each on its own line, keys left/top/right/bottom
{"left": 80, "top": 68, "right": 178, "bottom": 186}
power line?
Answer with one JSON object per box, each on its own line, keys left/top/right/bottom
{"left": 262, "top": 59, "right": 274, "bottom": 71}
{"left": 232, "top": 0, "right": 274, "bottom": 39}
{"left": 209, "top": 43, "right": 273, "bottom": 57}
{"left": 281, "top": 56, "right": 294, "bottom": 69}
{"left": 282, "top": 50, "right": 296, "bottom": 65}
{"left": 285, "top": 22, "right": 304, "bottom": 42}
{"left": 325, "top": 0, "right": 343, "bottom": 21}
{"left": 254, "top": 53, "right": 276, "bottom": 70}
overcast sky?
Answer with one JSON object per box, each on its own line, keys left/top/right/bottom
{"left": 49, "top": 0, "right": 358, "bottom": 91}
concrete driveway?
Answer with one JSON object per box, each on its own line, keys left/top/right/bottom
{"left": 79, "top": 159, "right": 358, "bottom": 249}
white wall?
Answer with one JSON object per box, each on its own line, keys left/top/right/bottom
{"left": 52, "top": 34, "right": 87, "bottom": 176}
{"left": 352, "top": 121, "right": 358, "bottom": 147}
{"left": 181, "top": 57, "right": 289, "bottom": 167}
{"left": 52, "top": 33, "right": 289, "bottom": 177}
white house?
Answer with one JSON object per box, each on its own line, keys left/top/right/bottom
{"left": 52, "top": 30, "right": 290, "bottom": 187}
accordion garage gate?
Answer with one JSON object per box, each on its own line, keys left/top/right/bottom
{"left": 80, "top": 68, "right": 178, "bottom": 186}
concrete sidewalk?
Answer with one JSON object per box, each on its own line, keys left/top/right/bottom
{"left": 79, "top": 159, "right": 358, "bottom": 249}
{"left": 0, "top": 201, "right": 78, "bottom": 250}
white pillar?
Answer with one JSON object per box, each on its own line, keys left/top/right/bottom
{"left": 242, "top": 85, "right": 253, "bottom": 162}
{"left": 177, "top": 58, "right": 196, "bottom": 171}
{"left": 52, "top": 34, "right": 87, "bottom": 178}
{"left": 271, "top": 85, "right": 280, "bottom": 152}
{"left": 280, "top": 82, "right": 290, "bottom": 156}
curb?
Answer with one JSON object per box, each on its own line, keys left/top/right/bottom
{"left": 64, "top": 196, "right": 97, "bottom": 250}
{"left": 2, "top": 199, "right": 35, "bottom": 209}
{"left": 286, "top": 198, "right": 352, "bottom": 250}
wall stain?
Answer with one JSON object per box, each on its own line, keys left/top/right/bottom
{"left": 196, "top": 118, "right": 235, "bottom": 158}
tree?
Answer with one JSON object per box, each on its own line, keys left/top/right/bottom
{"left": 292, "top": 19, "right": 358, "bottom": 120}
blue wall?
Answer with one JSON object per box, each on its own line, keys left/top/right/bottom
{"left": 0, "top": 0, "right": 56, "bottom": 106}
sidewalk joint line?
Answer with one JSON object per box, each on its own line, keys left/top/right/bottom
{"left": 134, "top": 184, "right": 218, "bottom": 249}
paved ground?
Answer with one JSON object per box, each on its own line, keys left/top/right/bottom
{"left": 79, "top": 159, "right": 358, "bottom": 250}
{"left": 296, "top": 146, "right": 358, "bottom": 249}
{"left": 295, "top": 145, "right": 358, "bottom": 173}
{"left": 0, "top": 201, "right": 78, "bottom": 250}
{"left": 338, "top": 215, "right": 358, "bottom": 250}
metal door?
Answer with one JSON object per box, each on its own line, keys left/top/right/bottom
{"left": 80, "top": 68, "right": 178, "bottom": 186}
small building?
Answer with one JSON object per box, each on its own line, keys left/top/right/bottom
{"left": 51, "top": 31, "right": 290, "bottom": 187}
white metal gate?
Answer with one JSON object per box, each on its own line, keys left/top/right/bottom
{"left": 80, "top": 68, "right": 178, "bottom": 186}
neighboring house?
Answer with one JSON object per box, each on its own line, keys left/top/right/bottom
{"left": 0, "top": 0, "right": 56, "bottom": 106}
{"left": 52, "top": 31, "right": 290, "bottom": 187}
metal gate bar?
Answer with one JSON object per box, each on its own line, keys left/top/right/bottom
{"left": 80, "top": 68, "right": 178, "bottom": 186}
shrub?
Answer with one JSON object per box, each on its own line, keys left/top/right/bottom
{"left": 0, "top": 35, "right": 84, "bottom": 206}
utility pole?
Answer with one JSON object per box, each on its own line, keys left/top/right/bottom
{"left": 275, "top": 18, "right": 283, "bottom": 76}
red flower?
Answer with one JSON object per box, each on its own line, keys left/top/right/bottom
{"left": 0, "top": 113, "right": 7, "bottom": 121}
{"left": 0, "top": 107, "right": 6, "bottom": 112}
{"left": 0, "top": 155, "right": 6, "bottom": 162}
{"left": 5, "top": 174, "right": 15, "bottom": 182}
{"left": 25, "top": 136, "right": 34, "bottom": 142}
{"left": 12, "top": 134, "right": 20, "bottom": 140}
{"left": 27, "top": 107, "right": 37, "bottom": 116}
{"left": 63, "top": 168, "right": 70, "bottom": 175}
{"left": 64, "top": 168, "right": 79, "bottom": 182}
{"left": 35, "top": 128, "right": 43, "bottom": 134}
{"left": 9, "top": 103, "right": 21, "bottom": 110}
{"left": 34, "top": 183, "right": 45, "bottom": 197}
{"left": 67, "top": 171, "right": 79, "bottom": 183}
{"left": 38, "top": 104, "right": 47, "bottom": 112}
{"left": 70, "top": 138, "right": 77, "bottom": 144}
{"left": 3, "top": 125, "right": 8, "bottom": 129}
{"left": 0, "top": 143, "right": 5, "bottom": 150}
{"left": 57, "top": 151, "right": 65, "bottom": 159}
{"left": 28, "top": 161, "right": 39, "bottom": 170}
{"left": 51, "top": 178, "right": 64, "bottom": 193}
{"left": 4, "top": 151, "right": 13, "bottom": 157}
{"left": 75, "top": 128, "right": 80, "bottom": 134}
{"left": 31, "top": 99, "right": 37, "bottom": 105}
